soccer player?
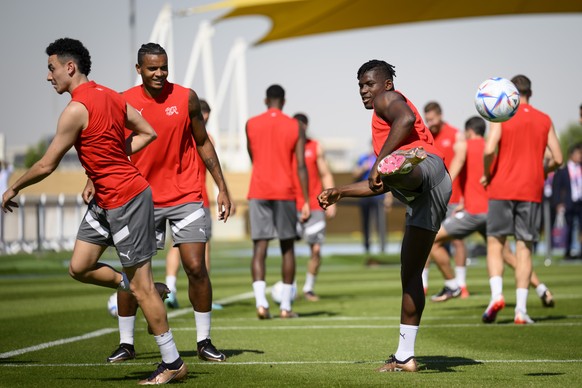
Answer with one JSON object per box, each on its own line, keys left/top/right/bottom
{"left": 1, "top": 38, "right": 187, "bottom": 384}
{"left": 481, "top": 75, "right": 562, "bottom": 324}
{"left": 318, "top": 60, "right": 452, "bottom": 372}
{"left": 246, "top": 84, "right": 310, "bottom": 319}
{"left": 90, "top": 43, "right": 231, "bottom": 364}
{"left": 423, "top": 102, "right": 466, "bottom": 299}
{"left": 292, "top": 113, "right": 336, "bottom": 301}
{"left": 428, "top": 116, "right": 555, "bottom": 307}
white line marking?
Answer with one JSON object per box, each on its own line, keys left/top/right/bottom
{"left": 0, "top": 328, "right": 117, "bottom": 359}
{"left": 1, "top": 359, "right": 581, "bottom": 368}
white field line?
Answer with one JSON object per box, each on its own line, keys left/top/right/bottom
{"left": 2, "top": 359, "right": 582, "bottom": 368}
{"left": 0, "top": 328, "right": 116, "bottom": 359}
{"left": 1, "top": 284, "right": 580, "bottom": 360}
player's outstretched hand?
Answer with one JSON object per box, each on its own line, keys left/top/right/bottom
{"left": 318, "top": 188, "right": 341, "bottom": 210}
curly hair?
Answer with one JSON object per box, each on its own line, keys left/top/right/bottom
{"left": 45, "top": 38, "right": 92, "bottom": 76}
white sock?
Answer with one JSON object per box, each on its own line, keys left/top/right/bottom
{"left": 303, "top": 273, "right": 316, "bottom": 293}
{"left": 489, "top": 276, "right": 503, "bottom": 300}
{"left": 118, "top": 315, "right": 136, "bottom": 345}
{"left": 154, "top": 330, "right": 180, "bottom": 365}
{"left": 455, "top": 266, "right": 467, "bottom": 287}
{"left": 394, "top": 324, "right": 418, "bottom": 361}
{"left": 422, "top": 268, "right": 429, "bottom": 290}
{"left": 515, "top": 288, "right": 529, "bottom": 314}
{"left": 118, "top": 272, "right": 130, "bottom": 291}
{"left": 253, "top": 280, "right": 269, "bottom": 308}
{"left": 279, "top": 283, "right": 294, "bottom": 311}
{"left": 444, "top": 279, "right": 459, "bottom": 290}
{"left": 535, "top": 283, "right": 548, "bottom": 298}
{"left": 166, "top": 275, "right": 177, "bottom": 293}
{"left": 194, "top": 311, "right": 211, "bottom": 343}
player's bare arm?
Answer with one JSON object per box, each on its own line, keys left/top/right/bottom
{"left": 368, "top": 91, "right": 415, "bottom": 192}
{"left": 2, "top": 102, "right": 85, "bottom": 212}
{"left": 481, "top": 122, "right": 502, "bottom": 187}
{"left": 124, "top": 102, "right": 157, "bottom": 155}
{"left": 545, "top": 123, "right": 563, "bottom": 174}
{"left": 189, "top": 89, "right": 231, "bottom": 221}
{"left": 448, "top": 131, "right": 467, "bottom": 182}
{"left": 295, "top": 122, "right": 311, "bottom": 222}
{"left": 318, "top": 180, "right": 380, "bottom": 211}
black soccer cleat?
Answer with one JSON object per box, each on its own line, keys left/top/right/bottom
{"left": 540, "top": 289, "right": 555, "bottom": 307}
{"left": 197, "top": 339, "right": 226, "bottom": 362}
{"left": 107, "top": 343, "right": 136, "bottom": 363}
{"left": 430, "top": 286, "right": 461, "bottom": 302}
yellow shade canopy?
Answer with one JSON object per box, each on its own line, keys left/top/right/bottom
{"left": 187, "top": 0, "right": 582, "bottom": 45}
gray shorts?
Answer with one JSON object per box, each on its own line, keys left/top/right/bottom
{"left": 77, "top": 187, "right": 157, "bottom": 267}
{"left": 296, "top": 210, "right": 326, "bottom": 245}
{"left": 249, "top": 199, "right": 297, "bottom": 240}
{"left": 442, "top": 211, "right": 487, "bottom": 240}
{"left": 204, "top": 207, "right": 213, "bottom": 239}
{"left": 487, "top": 200, "right": 541, "bottom": 242}
{"left": 154, "top": 202, "right": 208, "bottom": 249}
{"left": 387, "top": 153, "right": 452, "bottom": 232}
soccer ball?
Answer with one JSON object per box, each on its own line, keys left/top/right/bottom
{"left": 107, "top": 292, "right": 118, "bottom": 318}
{"left": 474, "top": 77, "right": 520, "bottom": 122}
{"left": 271, "top": 281, "right": 297, "bottom": 304}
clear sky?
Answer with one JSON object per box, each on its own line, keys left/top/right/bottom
{"left": 1, "top": 1, "right": 581, "bottom": 164}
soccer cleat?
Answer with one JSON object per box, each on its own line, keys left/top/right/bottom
{"left": 106, "top": 343, "right": 136, "bottom": 363}
{"left": 514, "top": 310, "right": 535, "bottom": 324}
{"left": 138, "top": 361, "right": 188, "bottom": 385}
{"left": 460, "top": 286, "right": 470, "bottom": 299}
{"left": 164, "top": 291, "right": 179, "bottom": 309}
{"left": 377, "top": 147, "right": 427, "bottom": 176}
{"left": 212, "top": 302, "right": 224, "bottom": 310}
{"left": 376, "top": 355, "right": 419, "bottom": 372}
{"left": 303, "top": 291, "right": 320, "bottom": 302}
{"left": 430, "top": 286, "right": 461, "bottom": 302}
{"left": 197, "top": 339, "right": 226, "bottom": 362}
{"left": 280, "top": 310, "right": 299, "bottom": 319}
{"left": 482, "top": 295, "right": 505, "bottom": 323}
{"left": 257, "top": 306, "right": 271, "bottom": 320}
{"left": 540, "top": 289, "right": 555, "bottom": 308}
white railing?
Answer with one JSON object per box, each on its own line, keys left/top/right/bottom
{"left": 0, "top": 194, "right": 86, "bottom": 254}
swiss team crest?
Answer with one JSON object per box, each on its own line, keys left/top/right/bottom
{"left": 165, "top": 106, "right": 179, "bottom": 116}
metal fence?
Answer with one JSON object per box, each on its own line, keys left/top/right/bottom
{"left": 0, "top": 194, "right": 87, "bottom": 254}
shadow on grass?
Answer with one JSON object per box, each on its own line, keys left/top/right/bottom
{"left": 416, "top": 355, "right": 482, "bottom": 372}
{"left": 179, "top": 348, "right": 265, "bottom": 359}
{"left": 496, "top": 314, "right": 569, "bottom": 324}
{"left": 525, "top": 372, "right": 565, "bottom": 376}
{"left": 98, "top": 368, "right": 200, "bottom": 383}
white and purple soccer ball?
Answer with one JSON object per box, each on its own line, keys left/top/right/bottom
{"left": 271, "top": 281, "right": 297, "bottom": 304}
{"left": 474, "top": 77, "right": 520, "bottom": 123}
{"left": 107, "top": 292, "right": 118, "bottom": 318}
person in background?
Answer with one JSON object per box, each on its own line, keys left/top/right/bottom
{"left": 481, "top": 74, "right": 562, "bottom": 325}
{"left": 293, "top": 113, "right": 336, "bottom": 301}
{"left": 246, "top": 84, "right": 310, "bottom": 319}
{"left": 423, "top": 101, "right": 467, "bottom": 298}
{"left": 353, "top": 142, "right": 386, "bottom": 259}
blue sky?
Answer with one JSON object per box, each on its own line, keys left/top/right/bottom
{"left": 1, "top": 1, "right": 581, "bottom": 163}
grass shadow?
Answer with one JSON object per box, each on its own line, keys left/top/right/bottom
{"left": 416, "top": 355, "right": 482, "bottom": 372}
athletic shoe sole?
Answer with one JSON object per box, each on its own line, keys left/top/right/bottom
{"left": 377, "top": 147, "right": 427, "bottom": 176}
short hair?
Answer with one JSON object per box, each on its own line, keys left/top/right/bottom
{"left": 357, "top": 60, "right": 396, "bottom": 81}
{"left": 200, "top": 99, "right": 211, "bottom": 114}
{"left": 293, "top": 113, "right": 308, "bottom": 125}
{"left": 46, "top": 38, "right": 92, "bottom": 76}
{"left": 137, "top": 43, "right": 167, "bottom": 66}
{"left": 465, "top": 116, "right": 486, "bottom": 137}
{"left": 266, "top": 84, "right": 285, "bottom": 100}
{"left": 424, "top": 101, "right": 442, "bottom": 114}
{"left": 511, "top": 74, "right": 532, "bottom": 97}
